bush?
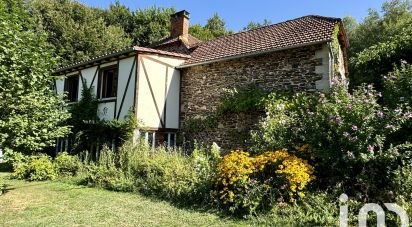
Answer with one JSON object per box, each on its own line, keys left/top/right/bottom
{"left": 8, "top": 152, "right": 56, "bottom": 181}
{"left": 26, "top": 155, "right": 56, "bottom": 181}
{"left": 54, "top": 152, "right": 81, "bottom": 176}
{"left": 253, "top": 85, "right": 410, "bottom": 196}
{"left": 214, "top": 149, "right": 315, "bottom": 216}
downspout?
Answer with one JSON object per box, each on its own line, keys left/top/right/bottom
{"left": 327, "top": 41, "right": 335, "bottom": 89}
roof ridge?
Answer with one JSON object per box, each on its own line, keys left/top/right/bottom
{"left": 195, "top": 15, "right": 341, "bottom": 48}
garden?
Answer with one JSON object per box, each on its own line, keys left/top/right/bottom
{"left": 1, "top": 0, "right": 412, "bottom": 226}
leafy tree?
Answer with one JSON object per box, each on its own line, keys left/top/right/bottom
{"left": 242, "top": 19, "right": 272, "bottom": 31}
{"left": 351, "top": 26, "right": 412, "bottom": 90}
{"left": 189, "top": 24, "right": 214, "bottom": 41}
{"left": 344, "top": 0, "right": 412, "bottom": 89}
{"left": 0, "top": 0, "right": 70, "bottom": 154}
{"left": 29, "top": 0, "right": 132, "bottom": 66}
{"left": 129, "top": 6, "right": 175, "bottom": 46}
{"left": 190, "top": 13, "right": 232, "bottom": 41}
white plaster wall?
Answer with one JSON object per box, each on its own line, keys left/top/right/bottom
{"left": 313, "top": 43, "right": 332, "bottom": 92}
{"left": 116, "top": 56, "right": 136, "bottom": 120}
{"left": 97, "top": 102, "right": 116, "bottom": 121}
{"left": 136, "top": 55, "right": 184, "bottom": 129}
{"left": 80, "top": 66, "right": 98, "bottom": 96}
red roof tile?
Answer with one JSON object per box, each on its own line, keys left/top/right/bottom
{"left": 184, "top": 15, "right": 341, "bottom": 66}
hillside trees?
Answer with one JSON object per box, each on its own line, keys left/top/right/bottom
{"left": 343, "top": 0, "right": 412, "bottom": 89}
{"left": 0, "top": 0, "right": 70, "bottom": 154}
{"left": 29, "top": 0, "right": 132, "bottom": 66}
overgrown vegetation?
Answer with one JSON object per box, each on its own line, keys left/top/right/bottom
{"left": 0, "top": 0, "right": 70, "bottom": 154}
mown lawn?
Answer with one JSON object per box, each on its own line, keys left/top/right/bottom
{"left": 0, "top": 173, "right": 248, "bottom": 227}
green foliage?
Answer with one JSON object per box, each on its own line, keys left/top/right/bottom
{"left": 54, "top": 152, "right": 81, "bottom": 176}
{"left": 384, "top": 63, "right": 412, "bottom": 107}
{"left": 351, "top": 26, "right": 412, "bottom": 90}
{"left": 0, "top": 0, "right": 70, "bottom": 154}
{"left": 214, "top": 149, "right": 315, "bottom": 216}
{"left": 392, "top": 164, "right": 412, "bottom": 201}
{"left": 344, "top": 0, "right": 412, "bottom": 56}
{"left": 130, "top": 6, "right": 176, "bottom": 46}
{"left": 29, "top": 0, "right": 132, "bottom": 65}
{"left": 83, "top": 142, "right": 221, "bottom": 205}
{"left": 10, "top": 154, "right": 56, "bottom": 181}
{"left": 217, "top": 85, "right": 268, "bottom": 115}
{"left": 190, "top": 13, "right": 232, "bottom": 41}
{"left": 68, "top": 85, "right": 137, "bottom": 154}
{"left": 344, "top": 0, "right": 412, "bottom": 89}
{"left": 253, "top": 86, "right": 411, "bottom": 196}
{"left": 262, "top": 192, "right": 338, "bottom": 226}
{"left": 241, "top": 19, "right": 272, "bottom": 31}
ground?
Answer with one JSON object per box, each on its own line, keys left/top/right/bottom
{"left": 0, "top": 173, "right": 255, "bottom": 227}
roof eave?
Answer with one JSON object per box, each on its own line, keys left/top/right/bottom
{"left": 177, "top": 40, "right": 329, "bottom": 69}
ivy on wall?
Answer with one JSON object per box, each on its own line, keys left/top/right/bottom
{"left": 67, "top": 82, "right": 137, "bottom": 154}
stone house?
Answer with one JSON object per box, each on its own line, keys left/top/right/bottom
{"left": 54, "top": 10, "right": 348, "bottom": 151}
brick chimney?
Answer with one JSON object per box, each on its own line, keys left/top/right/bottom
{"left": 170, "top": 10, "right": 189, "bottom": 40}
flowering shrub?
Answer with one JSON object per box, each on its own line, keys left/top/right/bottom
{"left": 214, "top": 149, "right": 315, "bottom": 215}
{"left": 253, "top": 85, "right": 411, "bottom": 196}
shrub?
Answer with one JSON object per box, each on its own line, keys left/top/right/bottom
{"left": 253, "top": 85, "right": 410, "bottom": 196}
{"left": 214, "top": 149, "right": 315, "bottom": 215}
{"left": 26, "top": 155, "right": 56, "bottom": 181}
{"left": 54, "top": 152, "right": 81, "bottom": 176}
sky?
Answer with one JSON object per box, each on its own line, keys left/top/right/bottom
{"left": 79, "top": 0, "right": 388, "bottom": 31}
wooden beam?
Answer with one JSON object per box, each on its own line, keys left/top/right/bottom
{"left": 89, "top": 65, "right": 100, "bottom": 89}
{"left": 163, "top": 66, "right": 168, "bottom": 128}
{"left": 141, "top": 58, "right": 165, "bottom": 128}
{"left": 117, "top": 58, "right": 136, "bottom": 120}
{"left": 134, "top": 54, "right": 139, "bottom": 113}
{"left": 140, "top": 55, "right": 175, "bottom": 68}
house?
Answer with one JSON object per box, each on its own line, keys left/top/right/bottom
{"left": 53, "top": 10, "right": 348, "bottom": 151}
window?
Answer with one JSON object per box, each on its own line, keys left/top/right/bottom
{"left": 64, "top": 76, "right": 79, "bottom": 102}
{"left": 98, "top": 66, "right": 118, "bottom": 99}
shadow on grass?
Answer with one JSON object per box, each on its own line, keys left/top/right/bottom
{"left": 0, "top": 183, "right": 15, "bottom": 196}
{"left": 0, "top": 162, "right": 12, "bottom": 173}
{"left": 72, "top": 178, "right": 244, "bottom": 222}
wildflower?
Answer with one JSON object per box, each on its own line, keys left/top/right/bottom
{"left": 347, "top": 151, "right": 355, "bottom": 159}
{"left": 367, "top": 145, "right": 374, "bottom": 153}
{"left": 343, "top": 132, "right": 349, "bottom": 137}
{"left": 351, "top": 125, "right": 358, "bottom": 131}
{"left": 376, "top": 111, "right": 384, "bottom": 118}
{"left": 404, "top": 112, "right": 412, "bottom": 119}
{"left": 350, "top": 136, "right": 358, "bottom": 142}
{"left": 385, "top": 124, "right": 396, "bottom": 131}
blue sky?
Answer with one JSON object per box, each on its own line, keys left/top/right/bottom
{"left": 80, "top": 0, "right": 387, "bottom": 31}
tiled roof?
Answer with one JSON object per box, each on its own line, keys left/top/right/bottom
{"left": 184, "top": 15, "right": 342, "bottom": 66}
{"left": 151, "top": 34, "right": 202, "bottom": 49}
{"left": 54, "top": 46, "right": 190, "bottom": 74}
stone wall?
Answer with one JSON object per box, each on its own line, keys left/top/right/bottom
{"left": 180, "top": 43, "right": 329, "bottom": 150}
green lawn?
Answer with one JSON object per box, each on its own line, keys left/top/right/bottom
{"left": 0, "top": 173, "right": 249, "bottom": 227}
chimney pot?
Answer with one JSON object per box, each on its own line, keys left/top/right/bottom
{"left": 170, "top": 10, "right": 190, "bottom": 39}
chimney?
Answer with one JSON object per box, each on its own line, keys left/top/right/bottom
{"left": 170, "top": 10, "right": 189, "bottom": 40}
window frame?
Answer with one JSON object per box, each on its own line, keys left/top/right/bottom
{"left": 64, "top": 74, "right": 79, "bottom": 103}
{"left": 97, "top": 64, "right": 118, "bottom": 100}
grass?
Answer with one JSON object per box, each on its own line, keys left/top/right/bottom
{"left": 0, "top": 171, "right": 341, "bottom": 226}
{"left": 0, "top": 173, "right": 247, "bottom": 227}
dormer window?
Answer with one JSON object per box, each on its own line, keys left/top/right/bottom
{"left": 64, "top": 75, "right": 79, "bottom": 102}
{"left": 98, "top": 65, "right": 118, "bottom": 99}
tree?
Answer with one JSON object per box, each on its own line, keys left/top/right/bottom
{"left": 29, "top": 0, "right": 132, "bottom": 66}
{"left": 350, "top": 25, "right": 412, "bottom": 91}
{"left": 0, "top": 0, "right": 70, "bottom": 154}
{"left": 130, "top": 6, "right": 175, "bottom": 46}
{"left": 344, "top": 0, "right": 412, "bottom": 89}
{"left": 242, "top": 19, "right": 272, "bottom": 31}
{"left": 190, "top": 13, "right": 232, "bottom": 41}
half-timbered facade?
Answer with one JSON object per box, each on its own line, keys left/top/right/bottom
{"left": 54, "top": 10, "right": 349, "bottom": 151}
